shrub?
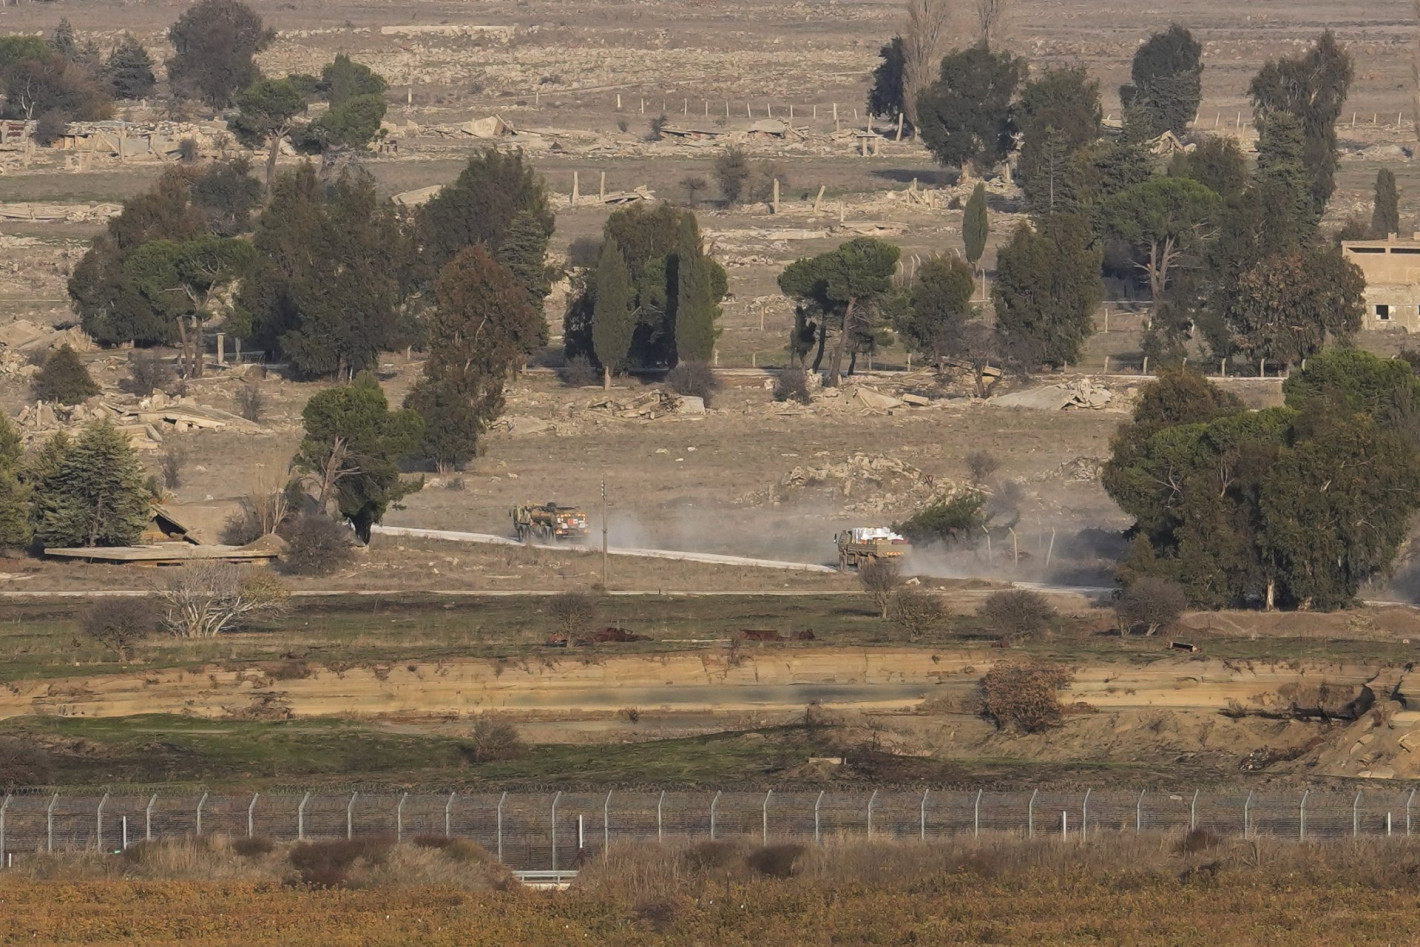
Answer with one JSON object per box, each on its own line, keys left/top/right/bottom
{"left": 666, "top": 360, "right": 720, "bottom": 407}
{"left": 748, "top": 160, "right": 788, "bottom": 204}
{"left": 980, "top": 660, "right": 1071, "bottom": 732}
{"left": 232, "top": 836, "right": 276, "bottom": 857}
{"left": 713, "top": 146, "right": 751, "bottom": 204}
{"left": 773, "top": 364, "right": 812, "bottom": 404}
{"left": 858, "top": 557, "right": 902, "bottom": 618}
{"left": 177, "top": 138, "right": 200, "bottom": 162}
{"left": 411, "top": 836, "right": 492, "bottom": 863}
{"left": 119, "top": 352, "right": 175, "bottom": 396}
{"left": 647, "top": 114, "right": 669, "bottom": 141}
{"left": 81, "top": 596, "right": 157, "bottom": 660}
{"left": 32, "top": 345, "right": 99, "bottom": 404}
{"left": 548, "top": 589, "right": 598, "bottom": 638}
{"left": 965, "top": 450, "right": 1000, "bottom": 485}
{"left": 888, "top": 587, "right": 946, "bottom": 638}
{"left": 288, "top": 837, "right": 395, "bottom": 887}
{"left": 158, "top": 444, "right": 187, "bottom": 489}
{"left": 683, "top": 840, "right": 742, "bottom": 873}
{"left": 1176, "top": 827, "right": 1221, "bottom": 854}
{"left": 280, "top": 514, "right": 355, "bottom": 576}
{"left": 221, "top": 483, "right": 291, "bottom": 545}
{"left": 465, "top": 716, "right": 524, "bottom": 763}
{"left": 0, "top": 736, "right": 53, "bottom": 790}
{"left": 234, "top": 381, "right": 264, "bottom": 422}
{"left": 680, "top": 174, "right": 708, "bottom": 206}
{"left": 561, "top": 355, "right": 600, "bottom": 387}
{"left": 1115, "top": 576, "right": 1188, "bottom": 635}
{"left": 746, "top": 843, "right": 805, "bottom": 878}
{"left": 979, "top": 589, "right": 1054, "bottom": 643}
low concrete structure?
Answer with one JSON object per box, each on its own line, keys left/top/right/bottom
{"left": 1342, "top": 233, "right": 1420, "bottom": 331}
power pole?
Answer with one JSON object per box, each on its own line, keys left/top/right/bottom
{"left": 601, "top": 478, "right": 608, "bottom": 587}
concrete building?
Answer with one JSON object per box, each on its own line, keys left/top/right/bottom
{"left": 1342, "top": 233, "right": 1420, "bottom": 332}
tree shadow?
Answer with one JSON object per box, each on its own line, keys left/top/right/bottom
{"left": 870, "top": 168, "right": 955, "bottom": 187}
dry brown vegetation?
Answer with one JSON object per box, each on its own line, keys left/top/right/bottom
{"left": 10, "top": 836, "right": 1420, "bottom": 944}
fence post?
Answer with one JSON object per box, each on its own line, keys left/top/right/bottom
{"left": 1136, "top": 790, "right": 1145, "bottom": 833}
{"left": 603, "top": 790, "right": 612, "bottom": 852}
{"left": 47, "top": 794, "right": 57, "bottom": 854}
{"left": 1081, "top": 789, "right": 1091, "bottom": 839}
{"left": 446, "top": 792, "right": 456, "bottom": 840}
{"left": 974, "top": 788, "right": 982, "bottom": 838}
{"left": 920, "top": 789, "right": 929, "bottom": 842}
{"left": 1027, "top": 789, "right": 1037, "bottom": 839}
{"left": 867, "top": 790, "right": 878, "bottom": 839}
{"left": 195, "top": 793, "right": 208, "bottom": 837}
{"left": 814, "top": 790, "right": 824, "bottom": 844}
{"left": 297, "top": 792, "right": 310, "bottom": 841}
{"left": 762, "top": 790, "right": 772, "bottom": 845}
{"left": 146, "top": 793, "right": 158, "bottom": 842}
{"left": 346, "top": 793, "right": 357, "bottom": 840}
{"left": 710, "top": 791, "right": 721, "bottom": 840}
{"left": 497, "top": 792, "right": 507, "bottom": 861}
{"left": 657, "top": 790, "right": 665, "bottom": 843}
{"left": 247, "top": 793, "right": 259, "bottom": 839}
{"left": 1244, "top": 791, "right": 1253, "bottom": 840}
{"left": 1190, "top": 789, "right": 1198, "bottom": 832}
{"left": 1409, "top": 788, "right": 1416, "bottom": 836}
{"left": 550, "top": 791, "right": 562, "bottom": 872}
{"left": 1299, "top": 790, "right": 1309, "bottom": 841}
{"left": 397, "top": 793, "right": 408, "bottom": 844}
{"left": 96, "top": 793, "right": 109, "bottom": 850}
{"left": 0, "top": 794, "right": 9, "bottom": 864}
{"left": 1353, "top": 790, "right": 1362, "bottom": 838}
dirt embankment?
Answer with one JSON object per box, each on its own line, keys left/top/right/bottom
{"left": 2, "top": 647, "right": 1402, "bottom": 725}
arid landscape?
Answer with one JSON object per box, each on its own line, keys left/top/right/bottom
{"left": 2, "top": 0, "right": 1420, "bottom": 941}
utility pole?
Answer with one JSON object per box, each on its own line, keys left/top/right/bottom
{"left": 601, "top": 478, "right": 608, "bottom": 587}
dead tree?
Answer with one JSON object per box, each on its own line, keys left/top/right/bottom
{"left": 975, "top": 0, "right": 1013, "bottom": 48}
{"left": 902, "top": 0, "right": 954, "bottom": 129}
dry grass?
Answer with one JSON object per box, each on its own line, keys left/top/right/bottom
{"left": 12, "top": 835, "right": 1420, "bottom": 943}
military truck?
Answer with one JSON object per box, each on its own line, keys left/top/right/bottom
{"left": 835, "top": 526, "right": 911, "bottom": 571}
{"left": 512, "top": 503, "right": 591, "bottom": 542}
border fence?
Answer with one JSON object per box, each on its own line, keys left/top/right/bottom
{"left": 3, "top": 788, "right": 1419, "bottom": 869}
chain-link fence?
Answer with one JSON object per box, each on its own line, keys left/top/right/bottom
{"left": 4, "top": 788, "right": 1419, "bottom": 869}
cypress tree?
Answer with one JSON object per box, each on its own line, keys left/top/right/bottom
{"left": 673, "top": 212, "right": 719, "bottom": 363}
{"left": 34, "top": 419, "right": 151, "bottom": 548}
{"left": 1372, "top": 168, "right": 1400, "bottom": 238}
{"left": 591, "top": 237, "right": 635, "bottom": 385}
{"left": 962, "top": 182, "right": 988, "bottom": 297}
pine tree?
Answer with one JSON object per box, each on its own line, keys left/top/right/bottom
{"left": 32, "top": 345, "right": 99, "bottom": 405}
{"left": 494, "top": 209, "right": 554, "bottom": 347}
{"left": 591, "top": 238, "right": 635, "bottom": 383}
{"left": 673, "top": 212, "right": 719, "bottom": 363}
{"left": 991, "top": 215, "right": 1103, "bottom": 368}
{"left": 0, "top": 413, "right": 31, "bottom": 550}
{"left": 963, "top": 182, "right": 988, "bottom": 296}
{"left": 105, "top": 35, "right": 156, "bottom": 100}
{"left": 405, "top": 245, "right": 537, "bottom": 469}
{"left": 1373, "top": 168, "right": 1400, "bottom": 238}
{"left": 34, "top": 419, "right": 150, "bottom": 548}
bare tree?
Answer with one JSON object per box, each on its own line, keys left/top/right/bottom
{"left": 157, "top": 562, "right": 289, "bottom": 638}
{"left": 902, "top": 0, "right": 955, "bottom": 129}
{"left": 299, "top": 435, "right": 354, "bottom": 517}
{"left": 975, "top": 0, "right": 1013, "bottom": 48}
{"left": 859, "top": 557, "right": 904, "bottom": 619}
